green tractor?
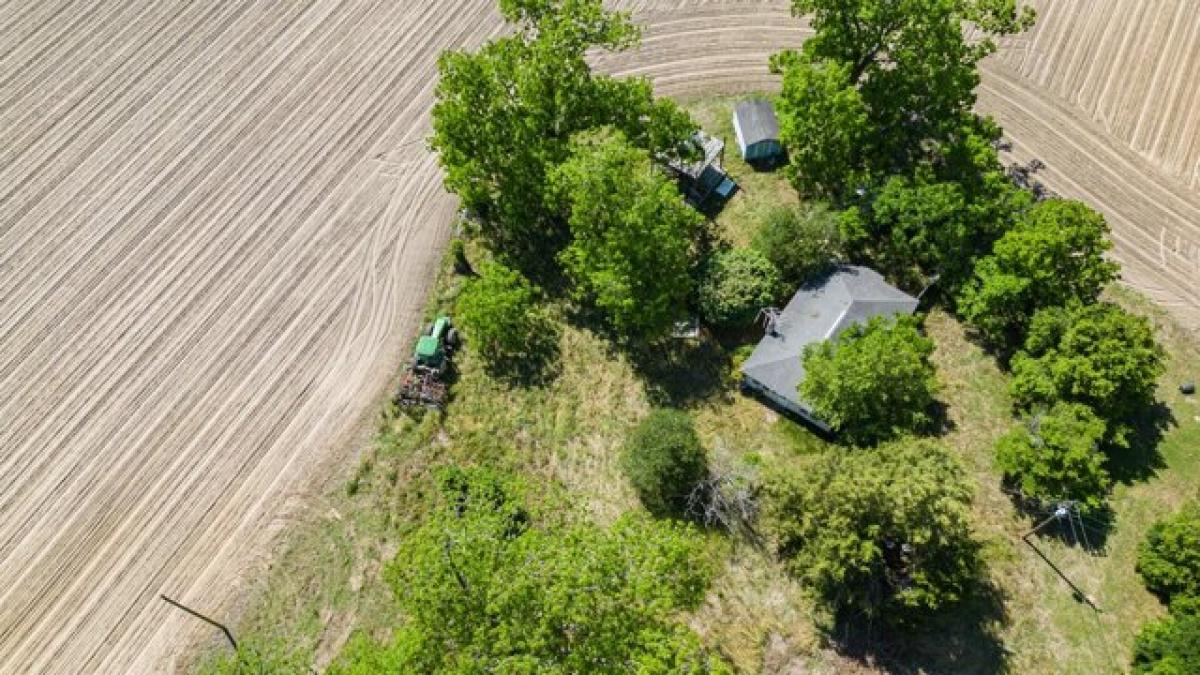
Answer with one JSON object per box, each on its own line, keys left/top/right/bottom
{"left": 397, "top": 315, "right": 459, "bottom": 410}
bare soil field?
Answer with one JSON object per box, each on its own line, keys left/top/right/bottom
{"left": 1, "top": 0, "right": 1197, "bottom": 672}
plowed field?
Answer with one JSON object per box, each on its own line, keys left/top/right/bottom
{"left": 1, "top": 1, "right": 1195, "bottom": 671}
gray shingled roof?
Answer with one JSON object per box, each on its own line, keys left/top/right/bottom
{"left": 741, "top": 265, "right": 918, "bottom": 414}
{"left": 733, "top": 99, "right": 780, "bottom": 146}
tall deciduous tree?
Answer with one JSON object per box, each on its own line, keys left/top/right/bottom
{"left": 958, "top": 199, "right": 1120, "bottom": 348}
{"left": 329, "top": 468, "right": 728, "bottom": 673}
{"left": 431, "top": 0, "right": 695, "bottom": 264}
{"left": 1010, "top": 303, "right": 1164, "bottom": 445}
{"left": 800, "top": 314, "right": 939, "bottom": 445}
{"left": 456, "top": 261, "right": 556, "bottom": 372}
{"left": 775, "top": 0, "right": 1033, "bottom": 196}
{"left": 994, "top": 401, "right": 1111, "bottom": 513}
{"left": 550, "top": 130, "right": 703, "bottom": 339}
{"left": 765, "top": 437, "right": 978, "bottom": 619}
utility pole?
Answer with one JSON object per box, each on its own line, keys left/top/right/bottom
{"left": 1021, "top": 504, "right": 1101, "bottom": 612}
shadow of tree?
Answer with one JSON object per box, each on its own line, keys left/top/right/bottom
{"left": 478, "top": 326, "right": 562, "bottom": 388}
{"left": 629, "top": 337, "right": 730, "bottom": 407}
{"left": 829, "top": 579, "right": 1009, "bottom": 675}
{"left": 1108, "top": 400, "right": 1174, "bottom": 485}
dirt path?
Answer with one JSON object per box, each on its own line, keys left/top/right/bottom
{"left": 1, "top": 1, "right": 1196, "bottom": 672}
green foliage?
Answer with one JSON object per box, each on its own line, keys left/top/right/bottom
{"left": 777, "top": 0, "right": 1033, "bottom": 193}
{"left": 800, "top": 314, "right": 939, "bottom": 445}
{"left": 1010, "top": 303, "right": 1164, "bottom": 445}
{"left": 765, "top": 437, "right": 978, "bottom": 619}
{"left": 1137, "top": 501, "right": 1200, "bottom": 601}
{"left": 772, "top": 53, "right": 871, "bottom": 198}
{"left": 329, "top": 467, "right": 726, "bottom": 673}
{"left": 994, "top": 401, "right": 1111, "bottom": 513}
{"left": 551, "top": 130, "right": 703, "bottom": 339}
{"left": 431, "top": 0, "right": 695, "bottom": 262}
{"left": 958, "top": 199, "right": 1120, "bottom": 347}
{"left": 456, "top": 261, "right": 555, "bottom": 369}
{"left": 621, "top": 409, "right": 709, "bottom": 518}
{"left": 752, "top": 203, "right": 843, "bottom": 287}
{"left": 1132, "top": 596, "right": 1200, "bottom": 674}
{"left": 697, "top": 247, "right": 781, "bottom": 328}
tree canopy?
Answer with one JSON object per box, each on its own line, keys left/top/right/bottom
{"left": 696, "top": 247, "right": 781, "bottom": 328}
{"left": 1132, "top": 596, "right": 1200, "bottom": 674}
{"left": 958, "top": 199, "right": 1120, "bottom": 347}
{"left": 1010, "top": 303, "right": 1164, "bottom": 445}
{"left": 800, "top": 314, "right": 939, "bottom": 445}
{"left": 1137, "top": 500, "right": 1200, "bottom": 601}
{"left": 994, "top": 401, "right": 1111, "bottom": 514}
{"left": 621, "top": 409, "right": 709, "bottom": 518}
{"left": 775, "top": 0, "right": 1034, "bottom": 197}
{"left": 550, "top": 130, "right": 703, "bottom": 339}
{"left": 431, "top": 0, "right": 695, "bottom": 264}
{"left": 765, "top": 437, "right": 978, "bottom": 619}
{"left": 330, "top": 468, "right": 727, "bottom": 674}
{"left": 456, "top": 261, "right": 555, "bottom": 371}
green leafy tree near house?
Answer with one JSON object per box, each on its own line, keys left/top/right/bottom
{"left": 958, "top": 199, "right": 1120, "bottom": 348}
{"left": 800, "top": 314, "right": 939, "bottom": 445}
{"left": 329, "top": 467, "right": 728, "bottom": 674}
{"left": 550, "top": 130, "right": 703, "bottom": 339}
{"left": 765, "top": 437, "right": 978, "bottom": 619}
{"left": 1009, "top": 303, "right": 1164, "bottom": 445}
{"left": 774, "top": 0, "right": 1034, "bottom": 196}
{"left": 621, "top": 409, "right": 709, "bottom": 518}
{"left": 753, "top": 203, "right": 843, "bottom": 287}
{"left": 456, "top": 260, "right": 556, "bottom": 372}
{"left": 431, "top": 0, "right": 696, "bottom": 264}
{"left": 771, "top": 53, "right": 872, "bottom": 199}
{"left": 994, "top": 401, "right": 1111, "bottom": 514}
{"left": 697, "top": 247, "right": 781, "bottom": 328}
{"left": 1137, "top": 500, "right": 1200, "bottom": 601}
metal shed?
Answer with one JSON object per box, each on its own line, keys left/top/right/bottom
{"left": 740, "top": 266, "right": 918, "bottom": 429}
{"left": 732, "top": 99, "right": 783, "bottom": 164}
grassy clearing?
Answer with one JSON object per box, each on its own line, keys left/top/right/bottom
{"left": 198, "top": 98, "right": 1200, "bottom": 675}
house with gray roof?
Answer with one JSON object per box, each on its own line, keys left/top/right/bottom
{"left": 732, "top": 99, "right": 783, "bottom": 164}
{"left": 740, "top": 265, "right": 918, "bottom": 430}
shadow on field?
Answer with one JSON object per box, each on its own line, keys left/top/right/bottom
{"left": 829, "top": 580, "right": 1009, "bottom": 675}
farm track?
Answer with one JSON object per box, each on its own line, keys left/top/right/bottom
{"left": 0, "top": 0, "right": 1197, "bottom": 672}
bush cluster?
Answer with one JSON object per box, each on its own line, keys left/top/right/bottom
{"left": 620, "top": 409, "right": 709, "bottom": 518}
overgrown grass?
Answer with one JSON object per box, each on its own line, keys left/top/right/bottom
{"left": 196, "top": 98, "right": 1200, "bottom": 675}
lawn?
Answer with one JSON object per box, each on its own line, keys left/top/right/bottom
{"left": 194, "top": 98, "right": 1199, "bottom": 674}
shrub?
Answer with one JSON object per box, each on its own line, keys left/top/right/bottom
{"left": 994, "top": 402, "right": 1110, "bottom": 514}
{"left": 753, "top": 203, "right": 842, "bottom": 286}
{"left": 697, "top": 247, "right": 780, "bottom": 328}
{"left": 1132, "top": 596, "right": 1200, "bottom": 674}
{"left": 621, "top": 410, "right": 709, "bottom": 518}
{"left": 456, "top": 261, "right": 555, "bottom": 370}
{"left": 1137, "top": 500, "right": 1200, "bottom": 601}
{"left": 1010, "top": 303, "right": 1164, "bottom": 445}
{"left": 800, "top": 314, "right": 938, "bottom": 445}
{"left": 765, "top": 437, "right": 978, "bottom": 619}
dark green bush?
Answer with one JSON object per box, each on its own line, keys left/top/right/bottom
{"left": 621, "top": 409, "right": 709, "bottom": 517}
{"left": 1138, "top": 500, "right": 1200, "bottom": 601}
{"left": 1132, "top": 596, "right": 1200, "bottom": 674}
